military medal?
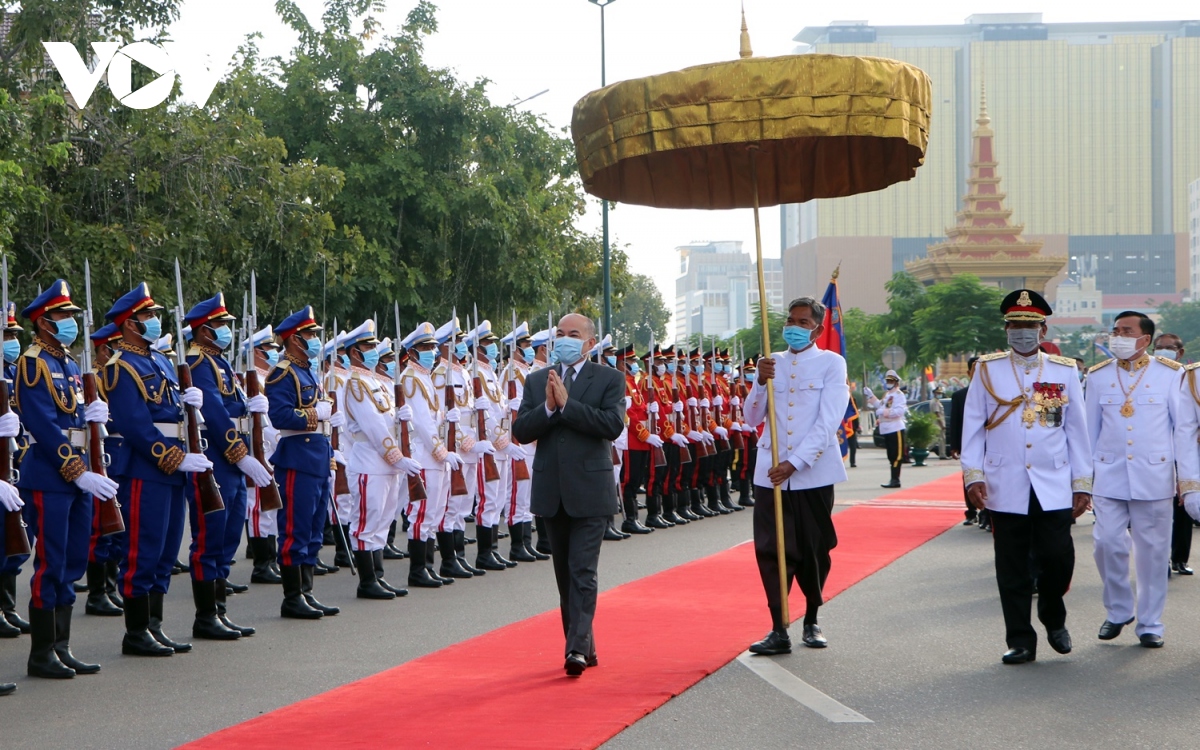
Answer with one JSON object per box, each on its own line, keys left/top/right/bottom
{"left": 1032, "top": 383, "right": 1065, "bottom": 427}
{"left": 1114, "top": 361, "right": 1148, "bottom": 419}
{"left": 1120, "top": 401, "right": 1135, "bottom": 418}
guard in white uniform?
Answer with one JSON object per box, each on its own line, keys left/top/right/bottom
{"left": 743, "top": 296, "right": 849, "bottom": 656}
{"left": 866, "top": 369, "right": 906, "bottom": 488}
{"left": 1086, "top": 310, "right": 1184, "bottom": 647}
{"left": 466, "top": 319, "right": 515, "bottom": 570}
{"left": 500, "top": 322, "right": 543, "bottom": 562}
{"left": 1173, "top": 361, "right": 1200, "bottom": 570}
{"left": 322, "top": 331, "right": 352, "bottom": 571}
{"left": 244, "top": 326, "right": 283, "bottom": 585}
{"left": 962, "top": 289, "right": 1092, "bottom": 665}
{"left": 373, "top": 338, "right": 408, "bottom": 560}
{"left": 337, "top": 321, "right": 422, "bottom": 600}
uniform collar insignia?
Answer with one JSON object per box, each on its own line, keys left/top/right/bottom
{"left": 37, "top": 337, "right": 66, "bottom": 359}
{"left": 114, "top": 339, "right": 149, "bottom": 356}
{"left": 284, "top": 351, "right": 309, "bottom": 367}
{"left": 1117, "top": 353, "right": 1150, "bottom": 372}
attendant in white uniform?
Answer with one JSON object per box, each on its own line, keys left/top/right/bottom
{"left": 743, "top": 296, "right": 849, "bottom": 656}
{"left": 244, "top": 326, "right": 283, "bottom": 584}
{"left": 866, "top": 370, "right": 906, "bottom": 488}
{"left": 1087, "top": 311, "right": 1185, "bottom": 647}
{"left": 962, "top": 289, "right": 1092, "bottom": 665}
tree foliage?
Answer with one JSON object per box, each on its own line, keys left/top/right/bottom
{"left": 610, "top": 272, "right": 669, "bottom": 352}
{"left": 1155, "top": 301, "right": 1200, "bottom": 359}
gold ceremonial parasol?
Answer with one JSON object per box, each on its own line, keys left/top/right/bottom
{"left": 571, "top": 11, "right": 931, "bottom": 623}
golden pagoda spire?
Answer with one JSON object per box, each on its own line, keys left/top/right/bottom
{"left": 977, "top": 79, "right": 990, "bottom": 127}
{"left": 739, "top": 3, "right": 753, "bottom": 59}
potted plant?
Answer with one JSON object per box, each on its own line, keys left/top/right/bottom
{"left": 904, "top": 412, "right": 937, "bottom": 467}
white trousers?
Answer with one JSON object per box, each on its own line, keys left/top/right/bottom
{"left": 1092, "top": 495, "right": 1173, "bottom": 637}
{"left": 473, "top": 458, "right": 506, "bottom": 529}
{"left": 406, "top": 463, "right": 448, "bottom": 542}
{"left": 246, "top": 487, "right": 278, "bottom": 536}
{"left": 508, "top": 465, "right": 532, "bottom": 525}
{"left": 440, "top": 458, "right": 476, "bottom": 533}
{"left": 346, "top": 472, "right": 399, "bottom": 552}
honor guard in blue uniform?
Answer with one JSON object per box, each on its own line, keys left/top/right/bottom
{"left": 267, "top": 307, "right": 339, "bottom": 619}
{"left": 81, "top": 322, "right": 126, "bottom": 618}
{"left": 184, "top": 294, "right": 273, "bottom": 640}
{"left": 15, "top": 281, "right": 117, "bottom": 678}
{"left": 103, "top": 283, "right": 213, "bottom": 658}
{"left": 1, "top": 302, "right": 31, "bottom": 640}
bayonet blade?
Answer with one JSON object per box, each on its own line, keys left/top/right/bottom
{"left": 393, "top": 302, "right": 403, "bottom": 386}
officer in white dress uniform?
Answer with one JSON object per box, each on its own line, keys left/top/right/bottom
{"left": 466, "top": 319, "right": 515, "bottom": 571}
{"left": 866, "top": 369, "right": 906, "bottom": 488}
{"left": 742, "top": 296, "right": 849, "bottom": 656}
{"left": 1086, "top": 311, "right": 1185, "bottom": 648}
{"left": 499, "top": 322, "right": 543, "bottom": 562}
{"left": 962, "top": 290, "right": 1092, "bottom": 665}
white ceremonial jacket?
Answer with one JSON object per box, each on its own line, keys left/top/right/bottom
{"left": 434, "top": 361, "right": 479, "bottom": 464}
{"left": 339, "top": 366, "right": 400, "bottom": 476}
{"left": 1172, "top": 364, "right": 1200, "bottom": 503}
{"left": 400, "top": 362, "right": 446, "bottom": 468}
{"left": 869, "top": 386, "right": 907, "bottom": 435}
{"left": 474, "top": 360, "right": 509, "bottom": 462}
{"left": 962, "top": 351, "right": 1092, "bottom": 514}
{"left": 743, "top": 345, "right": 849, "bottom": 491}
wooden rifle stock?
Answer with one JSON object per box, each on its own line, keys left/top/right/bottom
{"left": 729, "top": 377, "right": 747, "bottom": 451}
{"left": 328, "top": 390, "right": 351, "bottom": 497}
{"left": 687, "top": 380, "right": 713, "bottom": 459}
{"left": 178, "top": 363, "right": 224, "bottom": 514}
{"left": 643, "top": 376, "right": 667, "bottom": 468}
{"left": 473, "top": 375, "right": 500, "bottom": 482}
{"left": 393, "top": 381, "right": 427, "bottom": 501}
{"left": 671, "top": 377, "right": 692, "bottom": 464}
{"left": 0, "top": 380, "right": 31, "bottom": 556}
{"left": 82, "top": 373, "right": 124, "bottom": 535}
{"left": 244, "top": 370, "right": 282, "bottom": 512}
{"left": 709, "top": 372, "right": 731, "bottom": 453}
{"left": 506, "top": 378, "right": 530, "bottom": 481}
{"left": 445, "top": 372, "right": 468, "bottom": 496}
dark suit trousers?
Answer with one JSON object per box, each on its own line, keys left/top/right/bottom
{"left": 545, "top": 507, "right": 606, "bottom": 657}
{"left": 1171, "top": 496, "right": 1192, "bottom": 565}
{"left": 753, "top": 484, "right": 837, "bottom": 631}
{"left": 990, "top": 489, "right": 1074, "bottom": 650}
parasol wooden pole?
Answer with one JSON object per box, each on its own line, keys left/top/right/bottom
{"left": 749, "top": 145, "right": 789, "bottom": 625}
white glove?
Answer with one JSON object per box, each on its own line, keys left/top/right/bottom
{"left": 740, "top": 422, "right": 755, "bottom": 433}
{"left": 700, "top": 398, "right": 710, "bottom": 409}
{"left": 237, "top": 456, "right": 273, "bottom": 487}
{"left": 864, "top": 387, "right": 875, "bottom": 399}
{"left": 181, "top": 386, "right": 204, "bottom": 409}
{"left": 395, "top": 404, "right": 414, "bottom": 422}
{"left": 443, "top": 452, "right": 464, "bottom": 470}
{"left": 670, "top": 433, "right": 689, "bottom": 447}
{"left": 0, "top": 411, "right": 19, "bottom": 438}
{"left": 715, "top": 426, "right": 729, "bottom": 439}
{"left": 648, "top": 401, "right": 659, "bottom": 414}
{"left": 1186, "top": 494, "right": 1200, "bottom": 523}
{"left": 0, "top": 481, "right": 22, "bottom": 511}
{"left": 701, "top": 431, "right": 715, "bottom": 444}
{"left": 84, "top": 399, "right": 109, "bottom": 424}
{"left": 179, "top": 453, "right": 214, "bottom": 473}
{"left": 509, "top": 397, "right": 522, "bottom": 413}
{"left": 474, "top": 398, "right": 488, "bottom": 412}
{"left": 315, "top": 400, "right": 333, "bottom": 421}
{"left": 398, "top": 455, "right": 422, "bottom": 476}
{"left": 673, "top": 401, "right": 684, "bottom": 414}
{"left": 245, "top": 394, "right": 269, "bottom": 414}
{"left": 333, "top": 449, "right": 347, "bottom": 466}
{"left": 329, "top": 410, "right": 346, "bottom": 430}
{"left": 730, "top": 396, "right": 740, "bottom": 407}
{"left": 446, "top": 407, "right": 460, "bottom": 423}
{"left": 713, "top": 396, "right": 724, "bottom": 407}
{"left": 507, "top": 444, "right": 528, "bottom": 461}
{"left": 687, "top": 430, "right": 704, "bottom": 442}
{"left": 471, "top": 440, "right": 496, "bottom": 455}
{"left": 74, "top": 470, "right": 119, "bottom": 500}
{"left": 687, "top": 397, "right": 698, "bottom": 408}
{"left": 614, "top": 431, "right": 628, "bottom": 452}
{"left": 624, "top": 396, "right": 632, "bottom": 409}
{"left": 646, "top": 434, "right": 664, "bottom": 448}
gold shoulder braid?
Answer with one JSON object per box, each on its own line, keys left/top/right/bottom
{"left": 977, "top": 358, "right": 1026, "bottom": 431}
{"left": 1088, "top": 358, "right": 1114, "bottom": 375}
{"left": 402, "top": 371, "right": 438, "bottom": 412}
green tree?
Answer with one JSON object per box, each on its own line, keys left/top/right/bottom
{"left": 842, "top": 306, "right": 888, "bottom": 386}
{"left": 912, "top": 274, "right": 1007, "bottom": 365}
{"left": 1156, "top": 301, "right": 1200, "bottom": 357}
{"left": 877, "top": 272, "right": 926, "bottom": 372}
{"left": 610, "top": 272, "right": 668, "bottom": 352}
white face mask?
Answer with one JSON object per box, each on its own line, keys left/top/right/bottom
{"left": 1154, "top": 348, "right": 1178, "bottom": 361}
{"left": 1108, "top": 336, "right": 1143, "bottom": 361}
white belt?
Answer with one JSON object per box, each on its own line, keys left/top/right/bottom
{"left": 26, "top": 428, "right": 87, "bottom": 448}
{"left": 280, "top": 423, "right": 332, "bottom": 439}
{"left": 154, "top": 422, "right": 186, "bottom": 440}
{"left": 200, "top": 417, "right": 253, "bottom": 433}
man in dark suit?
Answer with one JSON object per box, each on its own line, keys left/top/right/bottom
{"left": 512, "top": 314, "right": 625, "bottom": 677}
{"left": 949, "top": 357, "right": 981, "bottom": 527}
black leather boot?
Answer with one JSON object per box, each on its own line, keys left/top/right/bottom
{"left": 280, "top": 565, "right": 323, "bottom": 619}
{"left": 1, "top": 574, "right": 30, "bottom": 633}
{"left": 84, "top": 563, "right": 122, "bottom": 616}
{"left": 301, "top": 565, "right": 339, "bottom": 615}
{"left": 474, "top": 526, "right": 506, "bottom": 571}
{"left": 407, "top": 539, "right": 443, "bottom": 588}
{"left": 881, "top": 465, "right": 901, "bottom": 489}
{"left": 383, "top": 520, "right": 406, "bottom": 559}
{"left": 706, "top": 485, "right": 731, "bottom": 515}
{"left": 122, "top": 596, "right": 174, "bottom": 656}
{"left": 455, "top": 529, "right": 485, "bottom": 574}
{"left": 0, "top": 607, "right": 17, "bottom": 638}
{"left": 663, "top": 492, "right": 687, "bottom": 524}
{"left": 678, "top": 491, "right": 702, "bottom": 520}
{"left": 693, "top": 488, "right": 717, "bottom": 517}
{"left": 105, "top": 559, "right": 124, "bottom": 607}
{"left": 738, "top": 477, "right": 755, "bottom": 506}
{"left": 719, "top": 479, "right": 742, "bottom": 511}
{"left": 523, "top": 522, "right": 549, "bottom": 560}
{"left": 28, "top": 606, "right": 75, "bottom": 677}
{"left": 149, "top": 591, "right": 192, "bottom": 652}
{"left": 438, "top": 532, "right": 474, "bottom": 578}
{"left": 425, "top": 536, "right": 454, "bottom": 584}
{"left": 508, "top": 525, "right": 538, "bottom": 561}
{"left": 250, "top": 537, "right": 282, "bottom": 584}
{"left": 534, "top": 517, "right": 551, "bottom": 554}
{"left": 489, "top": 526, "right": 517, "bottom": 568}
{"left": 215, "top": 579, "right": 256, "bottom": 635}
{"left": 603, "top": 518, "right": 626, "bottom": 540}
{"left": 355, "top": 551, "right": 396, "bottom": 599}
{"left": 333, "top": 524, "right": 353, "bottom": 568}
{"left": 53, "top": 605, "right": 99, "bottom": 674}
{"left": 0, "top": 682, "right": 14, "bottom": 696}
{"left": 645, "top": 493, "right": 672, "bottom": 528}
{"left": 373, "top": 550, "right": 407, "bottom": 596}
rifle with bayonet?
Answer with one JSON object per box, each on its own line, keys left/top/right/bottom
{"left": 471, "top": 306, "right": 500, "bottom": 482}
{"left": 644, "top": 331, "right": 667, "bottom": 468}
{"left": 506, "top": 309, "right": 530, "bottom": 481}
{"left": 1, "top": 256, "right": 30, "bottom": 554}
{"left": 174, "top": 259, "right": 224, "bottom": 514}
{"left": 327, "top": 318, "right": 351, "bottom": 498}
{"left": 670, "top": 350, "right": 692, "bottom": 464}
{"left": 444, "top": 308, "right": 468, "bottom": 497}
{"left": 729, "top": 340, "right": 746, "bottom": 452}
{"left": 83, "top": 260, "right": 124, "bottom": 535}
{"left": 709, "top": 337, "right": 730, "bottom": 453}
{"left": 393, "top": 302, "right": 426, "bottom": 501}
{"left": 244, "top": 272, "right": 282, "bottom": 512}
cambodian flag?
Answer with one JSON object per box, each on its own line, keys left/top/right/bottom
{"left": 815, "top": 270, "right": 856, "bottom": 457}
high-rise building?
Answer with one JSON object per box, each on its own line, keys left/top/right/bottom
{"left": 782, "top": 14, "right": 1200, "bottom": 313}
{"left": 674, "top": 242, "right": 783, "bottom": 343}
{"left": 1190, "top": 178, "right": 1200, "bottom": 298}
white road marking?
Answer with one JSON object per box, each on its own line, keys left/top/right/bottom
{"left": 736, "top": 652, "right": 874, "bottom": 724}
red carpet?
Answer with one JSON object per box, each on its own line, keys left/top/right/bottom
{"left": 182, "top": 479, "right": 962, "bottom": 750}
{"left": 874, "top": 471, "right": 966, "bottom": 503}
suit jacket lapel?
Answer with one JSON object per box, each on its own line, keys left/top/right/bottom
{"left": 570, "top": 361, "right": 596, "bottom": 403}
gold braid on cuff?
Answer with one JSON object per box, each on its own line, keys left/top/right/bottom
{"left": 158, "top": 445, "right": 186, "bottom": 475}
{"left": 963, "top": 468, "right": 985, "bottom": 485}
{"left": 1071, "top": 477, "right": 1093, "bottom": 493}
{"left": 60, "top": 455, "right": 86, "bottom": 483}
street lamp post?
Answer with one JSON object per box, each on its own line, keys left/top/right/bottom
{"left": 589, "top": 0, "right": 615, "bottom": 336}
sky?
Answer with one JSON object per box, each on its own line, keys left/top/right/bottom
{"left": 165, "top": 1, "right": 1200, "bottom": 340}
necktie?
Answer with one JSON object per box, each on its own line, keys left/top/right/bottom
{"left": 564, "top": 365, "right": 576, "bottom": 395}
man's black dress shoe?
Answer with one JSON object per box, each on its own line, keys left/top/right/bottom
{"left": 1001, "top": 647, "right": 1035, "bottom": 664}
{"left": 880, "top": 481, "right": 901, "bottom": 489}
{"left": 603, "top": 525, "right": 625, "bottom": 542}
{"left": 801, "top": 624, "right": 827, "bottom": 648}
{"left": 1139, "top": 633, "right": 1164, "bottom": 648}
{"left": 1047, "top": 628, "right": 1072, "bottom": 654}
{"left": 749, "top": 630, "right": 791, "bottom": 655}
{"left": 1173, "top": 562, "right": 1194, "bottom": 575}
{"left": 586, "top": 653, "right": 598, "bottom": 668}
{"left": 565, "top": 652, "right": 587, "bottom": 676}
{"left": 1098, "top": 616, "right": 1135, "bottom": 640}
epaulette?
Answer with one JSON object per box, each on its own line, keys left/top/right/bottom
{"left": 1088, "top": 358, "right": 1114, "bottom": 374}
{"left": 1047, "top": 354, "right": 1077, "bottom": 367}
{"left": 265, "top": 360, "right": 291, "bottom": 385}
{"left": 1185, "top": 362, "right": 1200, "bottom": 372}
{"left": 1155, "top": 355, "right": 1183, "bottom": 371}
{"left": 20, "top": 342, "right": 43, "bottom": 359}
{"left": 977, "top": 351, "right": 1007, "bottom": 363}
